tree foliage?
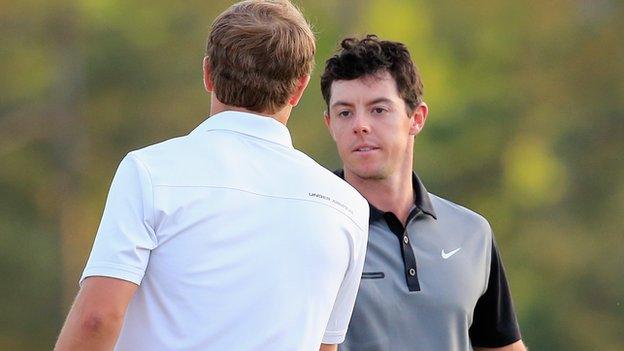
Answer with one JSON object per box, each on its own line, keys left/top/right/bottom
{"left": 1, "top": 1, "right": 622, "bottom": 349}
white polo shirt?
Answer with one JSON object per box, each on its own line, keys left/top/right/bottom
{"left": 81, "top": 111, "right": 369, "bottom": 351}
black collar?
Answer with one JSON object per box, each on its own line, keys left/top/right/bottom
{"left": 334, "top": 170, "right": 437, "bottom": 223}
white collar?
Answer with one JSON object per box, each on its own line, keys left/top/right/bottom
{"left": 191, "top": 111, "right": 293, "bottom": 148}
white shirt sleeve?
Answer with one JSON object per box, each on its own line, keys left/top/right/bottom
{"left": 80, "top": 153, "right": 158, "bottom": 286}
{"left": 322, "top": 222, "right": 369, "bottom": 344}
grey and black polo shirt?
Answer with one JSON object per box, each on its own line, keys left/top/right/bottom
{"left": 337, "top": 171, "right": 521, "bottom": 351}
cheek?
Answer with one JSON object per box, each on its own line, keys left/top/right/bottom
{"left": 336, "top": 140, "right": 351, "bottom": 157}
{"left": 329, "top": 129, "right": 346, "bottom": 150}
{"left": 383, "top": 132, "right": 408, "bottom": 154}
{"left": 330, "top": 125, "right": 348, "bottom": 143}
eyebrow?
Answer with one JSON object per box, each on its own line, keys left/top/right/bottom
{"left": 330, "top": 98, "right": 395, "bottom": 110}
{"left": 330, "top": 101, "right": 354, "bottom": 109}
{"left": 369, "top": 98, "right": 394, "bottom": 106}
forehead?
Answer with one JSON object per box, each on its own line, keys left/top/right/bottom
{"left": 329, "top": 71, "right": 401, "bottom": 104}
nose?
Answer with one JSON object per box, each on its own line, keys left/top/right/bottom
{"left": 352, "top": 114, "right": 371, "bottom": 135}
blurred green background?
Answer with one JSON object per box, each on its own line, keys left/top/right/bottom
{"left": 1, "top": 0, "right": 623, "bottom": 349}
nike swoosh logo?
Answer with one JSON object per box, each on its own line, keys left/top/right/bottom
{"left": 441, "top": 247, "right": 461, "bottom": 259}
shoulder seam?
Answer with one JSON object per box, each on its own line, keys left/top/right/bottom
{"left": 127, "top": 153, "right": 157, "bottom": 241}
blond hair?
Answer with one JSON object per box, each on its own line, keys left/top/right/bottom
{"left": 206, "top": 0, "right": 316, "bottom": 114}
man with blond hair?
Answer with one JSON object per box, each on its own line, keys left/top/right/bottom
{"left": 54, "top": 1, "right": 369, "bottom": 350}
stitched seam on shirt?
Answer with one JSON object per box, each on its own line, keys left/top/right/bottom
{"left": 323, "top": 329, "right": 347, "bottom": 336}
{"left": 81, "top": 266, "right": 144, "bottom": 286}
{"left": 482, "top": 231, "right": 494, "bottom": 297}
{"left": 84, "top": 261, "right": 146, "bottom": 275}
{"left": 152, "top": 184, "right": 367, "bottom": 231}
{"left": 128, "top": 153, "right": 158, "bottom": 246}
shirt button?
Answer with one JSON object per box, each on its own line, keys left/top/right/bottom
{"left": 403, "top": 235, "right": 409, "bottom": 244}
{"left": 409, "top": 268, "right": 416, "bottom": 276}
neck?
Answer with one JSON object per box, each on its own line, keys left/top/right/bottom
{"left": 210, "top": 95, "right": 292, "bottom": 125}
{"left": 345, "top": 166, "right": 415, "bottom": 226}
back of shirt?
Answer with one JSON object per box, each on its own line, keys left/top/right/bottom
{"left": 81, "top": 112, "right": 369, "bottom": 351}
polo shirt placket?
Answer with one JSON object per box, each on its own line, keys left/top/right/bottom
{"left": 376, "top": 209, "right": 423, "bottom": 292}
{"left": 364, "top": 173, "right": 439, "bottom": 293}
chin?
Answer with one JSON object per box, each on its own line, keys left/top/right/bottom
{"left": 348, "top": 165, "right": 387, "bottom": 180}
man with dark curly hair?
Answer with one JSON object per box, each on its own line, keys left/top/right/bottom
{"left": 321, "top": 35, "right": 526, "bottom": 351}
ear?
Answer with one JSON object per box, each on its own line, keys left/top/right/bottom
{"left": 203, "top": 56, "right": 214, "bottom": 92}
{"left": 288, "top": 75, "right": 311, "bottom": 107}
{"left": 323, "top": 111, "right": 335, "bottom": 140}
{"left": 409, "top": 102, "right": 428, "bottom": 136}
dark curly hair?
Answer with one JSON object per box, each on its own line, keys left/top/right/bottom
{"left": 320, "top": 35, "right": 423, "bottom": 114}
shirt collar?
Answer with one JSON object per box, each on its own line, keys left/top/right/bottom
{"left": 190, "top": 111, "right": 293, "bottom": 148}
{"left": 334, "top": 170, "right": 437, "bottom": 223}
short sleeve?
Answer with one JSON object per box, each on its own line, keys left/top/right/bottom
{"left": 469, "top": 237, "right": 522, "bottom": 347}
{"left": 80, "top": 153, "right": 158, "bottom": 286}
{"left": 322, "top": 223, "right": 369, "bottom": 344}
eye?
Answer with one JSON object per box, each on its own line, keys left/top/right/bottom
{"left": 337, "top": 110, "right": 352, "bottom": 118}
{"left": 372, "top": 107, "right": 387, "bottom": 115}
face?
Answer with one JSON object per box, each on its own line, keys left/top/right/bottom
{"left": 324, "top": 71, "right": 427, "bottom": 181}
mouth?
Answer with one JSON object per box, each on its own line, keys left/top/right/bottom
{"left": 353, "top": 145, "right": 380, "bottom": 153}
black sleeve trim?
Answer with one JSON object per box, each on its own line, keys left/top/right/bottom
{"left": 469, "top": 237, "right": 522, "bottom": 347}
